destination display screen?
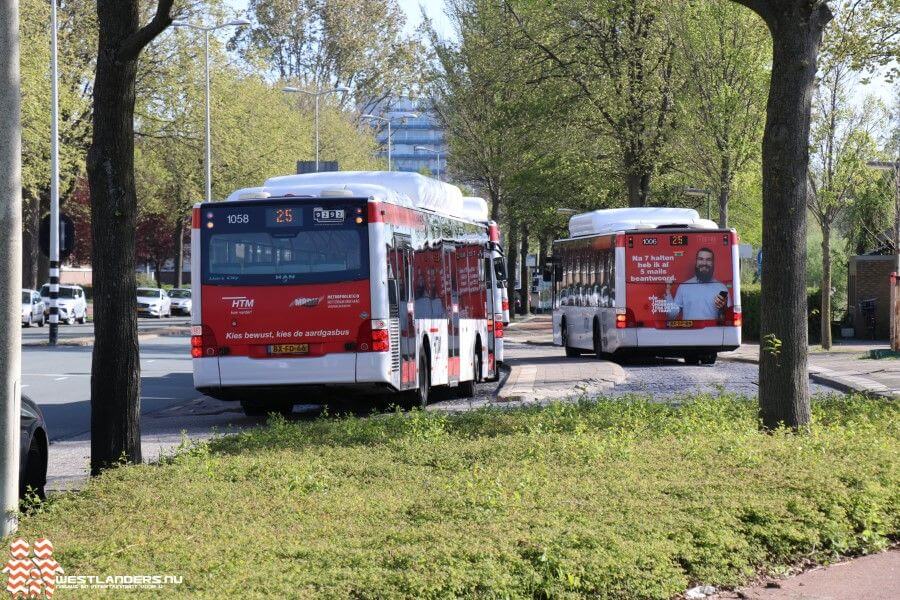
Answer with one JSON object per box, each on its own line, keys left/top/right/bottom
{"left": 265, "top": 207, "right": 300, "bottom": 227}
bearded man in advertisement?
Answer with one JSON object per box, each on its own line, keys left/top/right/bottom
{"left": 665, "top": 247, "right": 730, "bottom": 320}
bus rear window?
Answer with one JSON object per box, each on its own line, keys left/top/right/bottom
{"left": 201, "top": 201, "right": 369, "bottom": 286}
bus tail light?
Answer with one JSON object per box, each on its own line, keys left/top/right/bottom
{"left": 191, "top": 324, "right": 218, "bottom": 358}
{"left": 358, "top": 319, "right": 390, "bottom": 352}
{"left": 615, "top": 309, "right": 636, "bottom": 329}
{"left": 495, "top": 321, "right": 504, "bottom": 338}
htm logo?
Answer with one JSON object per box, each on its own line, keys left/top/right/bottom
{"left": 224, "top": 297, "right": 254, "bottom": 309}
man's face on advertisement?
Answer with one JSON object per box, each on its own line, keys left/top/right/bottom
{"left": 695, "top": 249, "right": 714, "bottom": 282}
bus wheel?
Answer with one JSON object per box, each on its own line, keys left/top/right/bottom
{"left": 457, "top": 347, "right": 480, "bottom": 398}
{"left": 562, "top": 322, "right": 580, "bottom": 358}
{"left": 593, "top": 320, "right": 604, "bottom": 358}
{"left": 413, "top": 355, "right": 430, "bottom": 408}
{"left": 240, "top": 400, "right": 267, "bottom": 417}
{"left": 700, "top": 352, "right": 717, "bottom": 365}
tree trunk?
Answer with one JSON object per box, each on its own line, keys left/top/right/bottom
{"left": 88, "top": 1, "right": 165, "bottom": 475}
{"left": 820, "top": 223, "right": 832, "bottom": 350}
{"left": 488, "top": 187, "right": 500, "bottom": 222}
{"left": 21, "top": 189, "right": 42, "bottom": 289}
{"left": 173, "top": 219, "right": 184, "bottom": 288}
{"left": 626, "top": 171, "right": 651, "bottom": 207}
{"left": 751, "top": 1, "right": 831, "bottom": 430}
{"left": 718, "top": 155, "right": 731, "bottom": 228}
{"left": 153, "top": 260, "right": 162, "bottom": 288}
{"left": 520, "top": 222, "right": 530, "bottom": 315}
{"left": 506, "top": 217, "right": 518, "bottom": 320}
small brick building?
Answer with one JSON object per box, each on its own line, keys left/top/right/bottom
{"left": 847, "top": 255, "right": 895, "bottom": 339}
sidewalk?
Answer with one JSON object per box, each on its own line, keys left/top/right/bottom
{"left": 712, "top": 548, "right": 899, "bottom": 600}
{"left": 722, "top": 342, "right": 900, "bottom": 399}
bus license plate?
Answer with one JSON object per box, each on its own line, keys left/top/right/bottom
{"left": 270, "top": 344, "right": 309, "bottom": 355}
{"left": 666, "top": 320, "right": 694, "bottom": 328}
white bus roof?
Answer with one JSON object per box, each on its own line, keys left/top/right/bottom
{"left": 567, "top": 207, "right": 718, "bottom": 238}
{"left": 461, "top": 196, "right": 489, "bottom": 222}
{"left": 224, "top": 171, "right": 470, "bottom": 220}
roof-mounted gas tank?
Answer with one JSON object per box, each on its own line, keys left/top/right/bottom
{"left": 568, "top": 207, "right": 718, "bottom": 237}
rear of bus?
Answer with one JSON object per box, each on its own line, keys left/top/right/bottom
{"left": 191, "top": 197, "right": 389, "bottom": 399}
{"left": 618, "top": 228, "right": 741, "bottom": 360}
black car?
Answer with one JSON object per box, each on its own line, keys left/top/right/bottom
{"left": 20, "top": 396, "right": 48, "bottom": 499}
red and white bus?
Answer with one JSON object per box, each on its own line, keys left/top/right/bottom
{"left": 551, "top": 208, "right": 741, "bottom": 364}
{"left": 191, "top": 172, "right": 505, "bottom": 415}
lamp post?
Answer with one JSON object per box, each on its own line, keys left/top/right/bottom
{"left": 868, "top": 159, "right": 900, "bottom": 350}
{"left": 414, "top": 146, "right": 443, "bottom": 181}
{"left": 283, "top": 86, "right": 352, "bottom": 172}
{"left": 48, "top": 0, "right": 60, "bottom": 345}
{"left": 1, "top": 0, "right": 23, "bottom": 537}
{"left": 361, "top": 112, "right": 418, "bottom": 171}
{"left": 171, "top": 18, "right": 250, "bottom": 203}
{"left": 683, "top": 186, "right": 712, "bottom": 220}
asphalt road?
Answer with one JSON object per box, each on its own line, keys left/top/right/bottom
{"left": 22, "top": 334, "right": 198, "bottom": 441}
{"left": 24, "top": 332, "right": 841, "bottom": 489}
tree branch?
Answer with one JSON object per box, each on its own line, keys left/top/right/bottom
{"left": 118, "top": 0, "right": 176, "bottom": 62}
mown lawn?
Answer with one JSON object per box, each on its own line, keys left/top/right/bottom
{"left": 12, "top": 394, "right": 900, "bottom": 599}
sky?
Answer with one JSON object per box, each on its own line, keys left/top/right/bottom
{"left": 224, "top": 0, "right": 454, "bottom": 39}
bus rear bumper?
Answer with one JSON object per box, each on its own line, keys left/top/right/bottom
{"left": 193, "top": 353, "right": 394, "bottom": 394}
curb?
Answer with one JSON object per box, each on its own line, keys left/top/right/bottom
{"left": 497, "top": 360, "right": 627, "bottom": 403}
{"left": 22, "top": 326, "right": 189, "bottom": 347}
{"left": 720, "top": 354, "right": 898, "bottom": 399}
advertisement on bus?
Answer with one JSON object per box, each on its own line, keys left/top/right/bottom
{"left": 625, "top": 231, "right": 735, "bottom": 328}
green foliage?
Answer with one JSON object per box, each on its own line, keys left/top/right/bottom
{"left": 12, "top": 396, "right": 900, "bottom": 598}
{"left": 741, "top": 285, "right": 829, "bottom": 343}
{"left": 232, "top": 0, "right": 425, "bottom": 113}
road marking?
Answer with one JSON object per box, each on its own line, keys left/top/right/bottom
{"left": 21, "top": 385, "right": 29, "bottom": 388}
{"left": 54, "top": 377, "right": 68, "bottom": 381}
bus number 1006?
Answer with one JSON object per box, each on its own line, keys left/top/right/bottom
{"left": 642, "top": 237, "right": 658, "bottom": 246}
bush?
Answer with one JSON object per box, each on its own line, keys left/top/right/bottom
{"left": 11, "top": 395, "right": 899, "bottom": 599}
{"left": 741, "top": 285, "right": 822, "bottom": 343}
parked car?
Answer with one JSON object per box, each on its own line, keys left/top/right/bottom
{"left": 21, "top": 289, "right": 45, "bottom": 327}
{"left": 20, "top": 396, "right": 48, "bottom": 499}
{"left": 40, "top": 283, "right": 88, "bottom": 325}
{"left": 136, "top": 288, "right": 171, "bottom": 318}
{"left": 167, "top": 288, "right": 192, "bottom": 316}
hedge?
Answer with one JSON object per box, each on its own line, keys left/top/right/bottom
{"left": 741, "top": 285, "right": 823, "bottom": 343}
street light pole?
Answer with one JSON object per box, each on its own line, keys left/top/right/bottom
{"left": 172, "top": 19, "right": 250, "bottom": 202}
{"left": 0, "top": 0, "right": 23, "bottom": 537}
{"left": 282, "top": 86, "right": 352, "bottom": 172}
{"left": 683, "top": 186, "right": 712, "bottom": 220}
{"left": 361, "top": 112, "right": 418, "bottom": 171}
{"left": 414, "top": 145, "right": 442, "bottom": 180}
{"left": 48, "top": 0, "right": 60, "bottom": 345}
{"left": 203, "top": 29, "right": 211, "bottom": 203}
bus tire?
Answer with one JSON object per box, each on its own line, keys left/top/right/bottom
{"left": 700, "top": 352, "right": 717, "bottom": 365}
{"left": 457, "top": 345, "right": 480, "bottom": 398}
{"left": 240, "top": 400, "right": 267, "bottom": 417}
{"left": 592, "top": 318, "right": 604, "bottom": 358}
{"left": 414, "top": 354, "right": 431, "bottom": 408}
{"left": 561, "top": 320, "right": 580, "bottom": 358}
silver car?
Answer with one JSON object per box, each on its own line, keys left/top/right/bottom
{"left": 167, "top": 288, "right": 192, "bottom": 316}
{"left": 136, "top": 288, "right": 172, "bottom": 318}
{"left": 21, "top": 289, "right": 45, "bottom": 327}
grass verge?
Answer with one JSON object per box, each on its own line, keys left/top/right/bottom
{"left": 12, "top": 394, "right": 900, "bottom": 599}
